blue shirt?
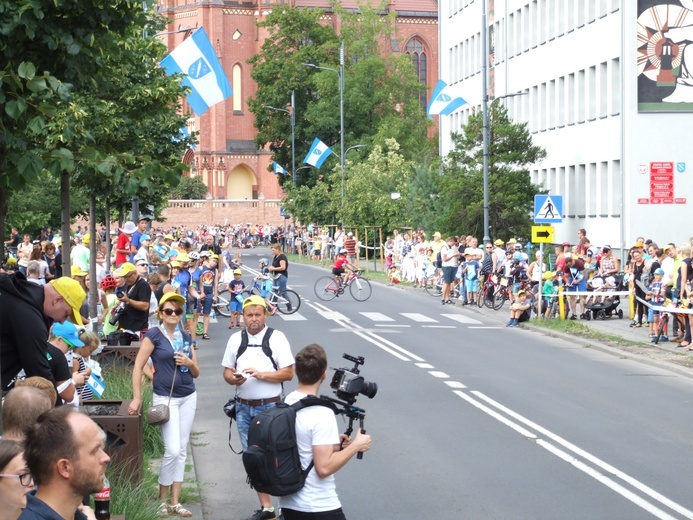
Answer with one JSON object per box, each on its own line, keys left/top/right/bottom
{"left": 146, "top": 326, "right": 195, "bottom": 398}
{"left": 20, "top": 491, "right": 88, "bottom": 520}
{"left": 173, "top": 269, "right": 192, "bottom": 297}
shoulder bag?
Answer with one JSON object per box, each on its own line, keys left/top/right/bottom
{"left": 146, "top": 364, "right": 177, "bottom": 426}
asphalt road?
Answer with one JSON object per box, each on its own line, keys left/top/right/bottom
{"left": 190, "top": 249, "right": 693, "bottom": 520}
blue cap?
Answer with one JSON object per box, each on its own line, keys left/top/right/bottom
{"left": 654, "top": 268, "right": 665, "bottom": 275}
{"left": 51, "top": 321, "right": 85, "bottom": 347}
{"left": 140, "top": 234, "right": 151, "bottom": 241}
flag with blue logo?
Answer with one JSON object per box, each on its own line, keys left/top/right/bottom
{"left": 427, "top": 80, "right": 468, "bottom": 119}
{"left": 303, "top": 138, "right": 333, "bottom": 168}
{"left": 161, "top": 28, "right": 233, "bottom": 117}
{"left": 273, "top": 162, "right": 288, "bottom": 176}
{"left": 86, "top": 374, "right": 106, "bottom": 398}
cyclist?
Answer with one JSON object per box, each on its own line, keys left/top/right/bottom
{"left": 332, "top": 249, "right": 355, "bottom": 288}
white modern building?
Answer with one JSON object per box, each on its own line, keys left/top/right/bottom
{"left": 439, "top": 0, "right": 693, "bottom": 252}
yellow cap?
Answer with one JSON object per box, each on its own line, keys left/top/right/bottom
{"left": 157, "top": 292, "right": 186, "bottom": 320}
{"left": 233, "top": 269, "right": 242, "bottom": 275}
{"left": 81, "top": 233, "right": 90, "bottom": 245}
{"left": 494, "top": 239, "right": 504, "bottom": 246}
{"left": 243, "top": 295, "right": 270, "bottom": 315}
{"left": 49, "top": 277, "right": 86, "bottom": 326}
{"left": 115, "top": 262, "right": 137, "bottom": 277}
{"left": 542, "top": 270, "right": 555, "bottom": 280}
{"left": 70, "top": 265, "right": 87, "bottom": 277}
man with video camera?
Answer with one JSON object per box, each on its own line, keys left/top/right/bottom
{"left": 279, "top": 344, "right": 371, "bottom": 520}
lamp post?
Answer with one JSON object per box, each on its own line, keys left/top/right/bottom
{"left": 264, "top": 90, "right": 296, "bottom": 184}
{"left": 303, "top": 42, "right": 346, "bottom": 204}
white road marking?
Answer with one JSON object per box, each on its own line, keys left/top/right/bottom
{"left": 375, "top": 324, "right": 411, "bottom": 328}
{"left": 276, "top": 313, "right": 307, "bottom": 321}
{"left": 400, "top": 313, "right": 438, "bottom": 322}
{"left": 422, "top": 325, "right": 456, "bottom": 329}
{"left": 442, "top": 313, "right": 483, "bottom": 325}
{"left": 360, "top": 312, "right": 395, "bottom": 321}
{"left": 318, "top": 311, "right": 349, "bottom": 320}
{"left": 445, "top": 381, "right": 467, "bottom": 389}
{"left": 429, "top": 371, "right": 449, "bottom": 378}
{"left": 415, "top": 363, "right": 434, "bottom": 369}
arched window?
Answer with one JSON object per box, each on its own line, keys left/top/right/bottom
{"left": 407, "top": 38, "right": 427, "bottom": 110}
{"left": 233, "top": 64, "right": 242, "bottom": 112}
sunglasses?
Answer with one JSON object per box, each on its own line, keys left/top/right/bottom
{"left": 161, "top": 308, "right": 184, "bottom": 316}
{"left": 0, "top": 473, "right": 33, "bottom": 486}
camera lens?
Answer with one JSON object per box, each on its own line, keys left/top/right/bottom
{"left": 359, "top": 380, "right": 378, "bottom": 399}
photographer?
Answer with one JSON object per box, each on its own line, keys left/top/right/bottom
{"left": 113, "top": 262, "right": 152, "bottom": 338}
{"left": 280, "top": 344, "right": 371, "bottom": 520}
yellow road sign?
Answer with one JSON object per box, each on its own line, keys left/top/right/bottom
{"left": 532, "top": 225, "right": 554, "bottom": 243}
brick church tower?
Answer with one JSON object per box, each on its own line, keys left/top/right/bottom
{"left": 157, "top": 0, "right": 438, "bottom": 202}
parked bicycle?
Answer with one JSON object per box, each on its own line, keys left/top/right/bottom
{"left": 314, "top": 270, "right": 372, "bottom": 302}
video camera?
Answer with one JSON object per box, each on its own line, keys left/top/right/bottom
{"left": 321, "top": 353, "right": 377, "bottom": 460}
{"left": 329, "top": 354, "right": 378, "bottom": 405}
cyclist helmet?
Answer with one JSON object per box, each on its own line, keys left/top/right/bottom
{"left": 100, "top": 275, "right": 118, "bottom": 291}
{"left": 188, "top": 251, "right": 200, "bottom": 260}
{"left": 259, "top": 257, "right": 269, "bottom": 265}
{"left": 339, "top": 249, "right": 348, "bottom": 255}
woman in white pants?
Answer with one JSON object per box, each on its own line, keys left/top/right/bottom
{"left": 130, "top": 292, "right": 199, "bottom": 517}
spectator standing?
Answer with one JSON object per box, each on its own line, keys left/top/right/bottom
{"left": 0, "top": 439, "right": 34, "bottom": 520}
{"left": 130, "top": 217, "right": 150, "bottom": 263}
{"left": 0, "top": 274, "right": 85, "bottom": 390}
{"left": 19, "top": 407, "right": 107, "bottom": 520}
{"left": 221, "top": 296, "right": 294, "bottom": 520}
{"left": 113, "top": 262, "right": 152, "bottom": 338}
{"left": 130, "top": 293, "right": 199, "bottom": 518}
{"left": 267, "top": 244, "right": 290, "bottom": 310}
{"left": 16, "top": 235, "right": 33, "bottom": 275}
{"left": 343, "top": 233, "right": 357, "bottom": 265}
{"left": 115, "top": 222, "right": 137, "bottom": 267}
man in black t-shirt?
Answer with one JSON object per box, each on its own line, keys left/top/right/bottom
{"left": 114, "top": 262, "right": 152, "bottom": 337}
{"left": 268, "top": 243, "right": 291, "bottom": 310}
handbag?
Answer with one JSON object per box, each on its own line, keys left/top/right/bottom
{"left": 146, "top": 366, "right": 177, "bottom": 426}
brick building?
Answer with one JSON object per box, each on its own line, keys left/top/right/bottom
{"left": 157, "top": 0, "right": 438, "bottom": 211}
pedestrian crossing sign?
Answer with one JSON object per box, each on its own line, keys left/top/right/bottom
{"left": 534, "top": 195, "right": 563, "bottom": 223}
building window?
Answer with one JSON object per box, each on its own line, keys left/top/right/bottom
{"left": 232, "top": 64, "right": 242, "bottom": 112}
{"left": 407, "top": 38, "right": 427, "bottom": 111}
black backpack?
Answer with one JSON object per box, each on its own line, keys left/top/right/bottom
{"left": 242, "top": 396, "right": 337, "bottom": 496}
{"left": 237, "top": 327, "right": 276, "bottom": 369}
{"left": 435, "top": 251, "right": 443, "bottom": 269}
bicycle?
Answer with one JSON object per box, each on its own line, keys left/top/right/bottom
{"left": 652, "top": 299, "right": 686, "bottom": 345}
{"left": 218, "top": 275, "right": 301, "bottom": 315}
{"left": 314, "top": 270, "right": 373, "bottom": 302}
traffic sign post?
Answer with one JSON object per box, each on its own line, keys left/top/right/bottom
{"left": 534, "top": 195, "right": 563, "bottom": 224}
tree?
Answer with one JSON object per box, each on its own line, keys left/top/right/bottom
{"left": 248, "top": 3, "right": 431, "bottom": 192}
{"left": 436, "top": 102, "right": 546, "bottom": 240}
{"left": 171, "top": 175, "right": 209, "bottom": 200}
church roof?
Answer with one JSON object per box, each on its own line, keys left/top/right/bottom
{"left": 295, "top": 0, "right": 438, "bottom": 15}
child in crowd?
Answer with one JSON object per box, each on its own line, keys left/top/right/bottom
{"left": 228, "top": 268, "right": 245, "bottom": 328}
{"left": 461, "top": 253, "right": 480, "bottom": 305}
{"left": 99, "top": 275, "right": 120, "bottom": 338}
{"left": 414, "top": 247, "right": 428, "bottom": 288}
{"left": 646, "top": 268, "right": 666, "bottom": 341}
{"left": 72, "top": 331, "right": 100, "bottom": 402}
{"left": 507, "top": 289, "right": 532, "bottom": 327}
{"left": 541, "top": 270, "right": 558, "bottom": 319}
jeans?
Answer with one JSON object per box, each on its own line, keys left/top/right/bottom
{"left": 155, "top": 391, "right": 197, "bottom": 485}
{"left": 275, "top": 274, "right": 288, "bottom": 298}
{"left": 236, "top": 401, "right": 278, "bottom": 451}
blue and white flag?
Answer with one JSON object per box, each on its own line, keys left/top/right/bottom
{"left": 161, "top": 28, "right": 233, "bottom": 117}
{"left": 273, "top": 162, "right": 288, "bottom": 176}
{"left": 174, "top": 126, "right": 196, "bottom": 149}
{"left": 86, "top": 374, "right": 106, "bottom": 398}
{"left": 303, "top": 138, "right": 333, "bottom": 168}
{"left": 427, "top": 80, "right": 468, "bottom": 119}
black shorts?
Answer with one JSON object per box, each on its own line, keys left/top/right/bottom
{"left": 332, "top": 267, "right": 345, "bottom": 276}
{"left": 281, "top": 508, "right": 346, "bottom": 520}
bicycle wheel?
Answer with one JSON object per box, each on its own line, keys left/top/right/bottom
{"left": 349, "top": 276, "right": 372, "bottom": 301}
{"left": 492, "top": 288, "right": 507, "bottom": 310}
{"left": 215, "top": 290, "right": 232, "bottom": 317}
{"left": 314, "top": 276, "right": 339, "bottom": 301}
{"left": 476, "top": 284, "right": 486, "bottom": 308}
{"left": 483, "top": 284, "right": 497, "bottom": 309}
{"left": 653, "top": 314, "right": 668, "bottom": 344}
{"left": 424, "top": 275, "right": 442, "bottom": 297}
{"left": 275, "top": 289, "right": 301, "bottom": 314}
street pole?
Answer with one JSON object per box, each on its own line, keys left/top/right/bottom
{"left": 481, "top": 0, "right": 490, "bottom": 245}
{"left": 291, "top": 90, "right": 296, "bottom": 185}
{"left": 339, "top": 42, "right": 345, "bottom": 218}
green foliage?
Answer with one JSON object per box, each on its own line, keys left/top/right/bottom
{"left": 5, "top": 171, "right": 88, "bottom": 235}
{"left": 170, "top": 175, "right": 209, "bottom": 200}
{"left": 436, "top": 102, "right": 546, "bottom": 240}
{"left": 248, "top": 4, "right": 432, "bottom": 192}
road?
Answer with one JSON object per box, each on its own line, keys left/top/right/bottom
{"left": 190, "top": 248, "right": 693, "bottom": 520}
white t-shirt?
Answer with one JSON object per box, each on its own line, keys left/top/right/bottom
{"left": 221, "top": 326, "right": 294, "bottom": 400}
{"left": 279, "top": 391, "right": 341, "bottom": 513}
{"left": 441, "top": 245, "right": 458, "bottom": 267}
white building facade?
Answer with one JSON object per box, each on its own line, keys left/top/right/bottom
{"left": 439, "top": 0, "right": 693, "bottom": 252}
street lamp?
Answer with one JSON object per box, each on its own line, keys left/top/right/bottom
{"left": 264, "top": 90, "right": 296, "bottom": 184}
{"left": 303, "top": 42, "right": 346, "bottom": 207}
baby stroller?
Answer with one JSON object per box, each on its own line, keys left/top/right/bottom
{"left": 583, "top": 274, "right": 625, "bottom": 320}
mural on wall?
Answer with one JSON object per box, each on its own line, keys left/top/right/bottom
{"left": 638, "top": 0, "right": 693, "bottom": 111}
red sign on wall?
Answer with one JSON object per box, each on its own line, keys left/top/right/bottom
{"left": 650, "top": 162, "right": 674, "bottom": 174}
{"left": 645, "top": 162, "right": 679, "bottom": 204}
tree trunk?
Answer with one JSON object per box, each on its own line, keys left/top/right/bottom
{"left": 105, "top": 200, "right": 112, "bottom": 273}
{"left": 89, "top": 194, "right": 98, "bottom": 322}
{"left": 60, "top": 171, "right": 71, "bottom": 276}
